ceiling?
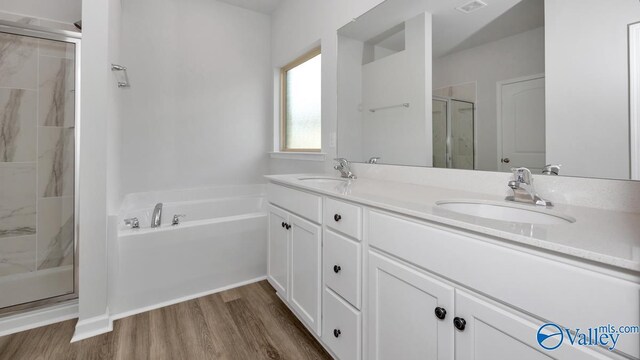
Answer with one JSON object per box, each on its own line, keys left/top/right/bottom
{"left": 217, "top": 0, "right": 283, "bottom": 14}
{"left": 339, "top": 0, "right": 545, "bottom": 59}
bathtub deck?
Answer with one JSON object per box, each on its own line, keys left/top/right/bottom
{"left": 0, "top": 281, "right": 331, "bottom": 360}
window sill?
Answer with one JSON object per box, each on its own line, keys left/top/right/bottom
{"left": 269, "top": 152, "right": 327, "bottom": 162}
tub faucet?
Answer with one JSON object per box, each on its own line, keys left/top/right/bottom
{"left": 151, "top": 203, "right": 163, "bottom": 228}
{"left": 506, "top": 167, "right": 552, "bottom": 207}
{"left": 334, "top": 158, "right": 356, "bottom": 179}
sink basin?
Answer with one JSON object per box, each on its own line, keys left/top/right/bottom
{"left": 436, "top": 200, "right": 575, "bottom": 225}
{"left": 298, "top": 177, "right": 349, "bottom": 185}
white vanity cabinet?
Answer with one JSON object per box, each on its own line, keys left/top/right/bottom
{"left": 322, "top": 198, "right": 364, "bottom": 360}
{"left": 267, "top": 184, "right": 323, "bottom": 335}
{"left": 266, "top": 179, "right": 639, "bottom": 360}
{"left": 267, "top": 204, "right": 289, "bottom": 297}
{"left": 368, "top": 251, "right": 454, "bottom": 359}
{"left": 454, "top": 290, "right": 604, "bottom": 360}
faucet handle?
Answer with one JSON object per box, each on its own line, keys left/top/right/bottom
{"left": 124, "top": 217, "right": 140, "bottom": 229}
{"left": 334, "top": 158, "right": 349, "bottom": 167}
{"left": 510, "top": 167, "right": 532, "bottom": 184}
{"left": 542, "top": 164, "right": 562, "bottom": 176}
{"left": 172, "top": 214, "right": 186, "bottom": 225}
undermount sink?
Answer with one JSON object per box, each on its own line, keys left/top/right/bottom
{"left": 436, "top": 200, "right": 576, "bottom": 225}
{"left": 298, "top": 176, "right": 348, "bottom": 184}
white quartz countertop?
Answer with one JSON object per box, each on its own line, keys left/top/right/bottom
{"left": 265, "top": 174, "right": 640, "bottom": 272}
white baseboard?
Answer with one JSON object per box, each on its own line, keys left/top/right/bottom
{"left": 71, "top": 311, "right": 113, "bottom": 342}
{"left": 110, "top": 275, "right": 267, "bottom": 321}
{"left": 0, "top": 300, "right": 78, "bottom": 337}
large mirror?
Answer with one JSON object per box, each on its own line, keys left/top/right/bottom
{"left": 337, "top": 0, "right": 640, "bottom": 180}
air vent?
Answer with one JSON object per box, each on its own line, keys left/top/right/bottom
{"left": 456, "top": 0, "right": 488, "bottom": 13}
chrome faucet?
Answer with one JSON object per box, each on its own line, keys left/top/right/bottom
{"left": 506, "top": 167, "right": 552, "bottom": 207}
{"left": 368, "top": 157, "right": 381, "bottom": 164}
{"left": 151, "top": 203, "right": 163, "bottom": 228}
{"left": 334, "top": 158, "right": 356, "bottom": 179}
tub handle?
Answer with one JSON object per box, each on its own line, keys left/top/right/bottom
{"left": 172, "top": 214, "right": 186, "bottom": 226}
{"left": 124, "top": 217, "right": 140, "bottom": 229}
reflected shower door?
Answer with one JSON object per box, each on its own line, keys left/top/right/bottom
{"left": 432, "top": 99, "right": 448, "bottom": 168}
{"left": 432, "top": 98, "right": 475, "bottom": 170}
{"left": 0, "top": 30, "right": 76, "bottom": 311}
{"left": 450, "top": 100, "right": 474, "bottom": 170}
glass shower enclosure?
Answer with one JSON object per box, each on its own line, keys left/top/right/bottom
{"left": 432, "top": 97, "right": 475, "bottom": 170}
{"left": 0, "top": 20, "right": 79, "bottom": 314}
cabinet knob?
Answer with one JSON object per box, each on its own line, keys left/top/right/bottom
{"left": 333, "top": 265, "right": 342, "bottom": 274}
{"left": 434, "top": 307, "right": 447, "bottom": 320}
{"left": 453, "top": 317, "right": 466, "bottom": 331}
{"left": 281, "top": 222, "right": 285, "bottom": 228}
{"left": 333, "top": 329, "right": 341, "bottom": 338}
{"left": 285, "top": 224, "right": 291, "bottom": 230}
{"left": 334, "top": 214, "right": 342, "bottom": 222}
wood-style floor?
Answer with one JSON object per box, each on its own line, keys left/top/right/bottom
{"left": 0, "top": 281, "right": 331, "bottom": 360}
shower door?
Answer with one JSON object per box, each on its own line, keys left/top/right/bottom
{"left": 432, "top": 97, "right": 475, "bottom": 170}
{"left": 0, "top": 22, "right": 79, "bottom": 313}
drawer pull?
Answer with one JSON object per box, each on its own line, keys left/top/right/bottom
{"left": 333, "top": 265, "right": 342, "bottom": 274}
{"left": 434, "top": 307, "right": 447, "bottom": 320}
{"left": 333, "top": 329, "right": 341, "bottom": 338}
{"left": 281, "top": 222, "right": 285, "bottom": 228}
{"left": 453, "top": 317, "right": 466, "bottom": 331}
{"left": 285, "top": 223, "right": 291, "bottom": 230}
{"left": 334, "top": 214, "right": 342, "bottom": 222}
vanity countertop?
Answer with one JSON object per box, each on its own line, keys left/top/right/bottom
{"left": 265, "top": 174, "right": 640, "bottom": 272}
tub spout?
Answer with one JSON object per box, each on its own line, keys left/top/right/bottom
{"left": 151, "top": 203, "right": 163, "bottom": 228}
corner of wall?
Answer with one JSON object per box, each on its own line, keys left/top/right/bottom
{"left": 71, "top": 310, "right": 112, "bottom": 342}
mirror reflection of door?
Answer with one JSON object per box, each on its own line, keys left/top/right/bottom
{"left": 498, "top": 75, "right": 546, "bottom": 173}
{"left": 432, "top": 97, "right": 475, "bottom": 170}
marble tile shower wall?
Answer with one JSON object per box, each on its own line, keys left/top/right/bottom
{"left": 0, "top": 15, "right": 75, "bottom": 280}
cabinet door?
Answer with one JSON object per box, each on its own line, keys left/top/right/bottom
{"left": 267, "top": 205, "right": 289, "bottom": 299}
{"left": 368, "top": 252, "right": 454, "bottom": 360}
{"left": 289, "top": 214, "right": 322, "bottom": 335}
{"left": 455, "top": 291, "right": 604, "bottom": 360}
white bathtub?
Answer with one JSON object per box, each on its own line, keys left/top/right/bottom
{"left": 110, "top": 185, "right": 267, "bottom": 318}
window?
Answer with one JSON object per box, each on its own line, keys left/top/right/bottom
{"left": 280, "top": 47, "right": 321, "bottom": 152}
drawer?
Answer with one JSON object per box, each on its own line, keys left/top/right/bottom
{"left": 267, "top": 183, "right": 322, "bottom": 223}
{"left": 369, "top": 210, "right": 640, "bottom": 359}
{"left": 323, "top": 288, "right": 361, "bottom": 360}
{"left": 324, "top": 230, "right": 362, "bottom": 309}
{"left": 324, "top": 197, "right": 362, "bottom": 240}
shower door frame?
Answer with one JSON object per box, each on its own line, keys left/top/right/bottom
{"left": 432, "top": 96, "right": 476, "bottom": 169}
{"left": 0, "top": 20, "right": 81, "bottom": 315}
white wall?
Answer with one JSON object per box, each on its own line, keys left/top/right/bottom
{"left": 74, "top": 0, "right": 117, "bottom": 339}
{"left": 0, "top": 0, "right": 81, "bottom": 23}
{"left": 546, "top": 0, "right": 638, "bottom": 180}
{"left": 433, "top": 27, "right": 545, "bottom": 172}
{"left": 118, "top": 0, "right": 272, "bottom": 196}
